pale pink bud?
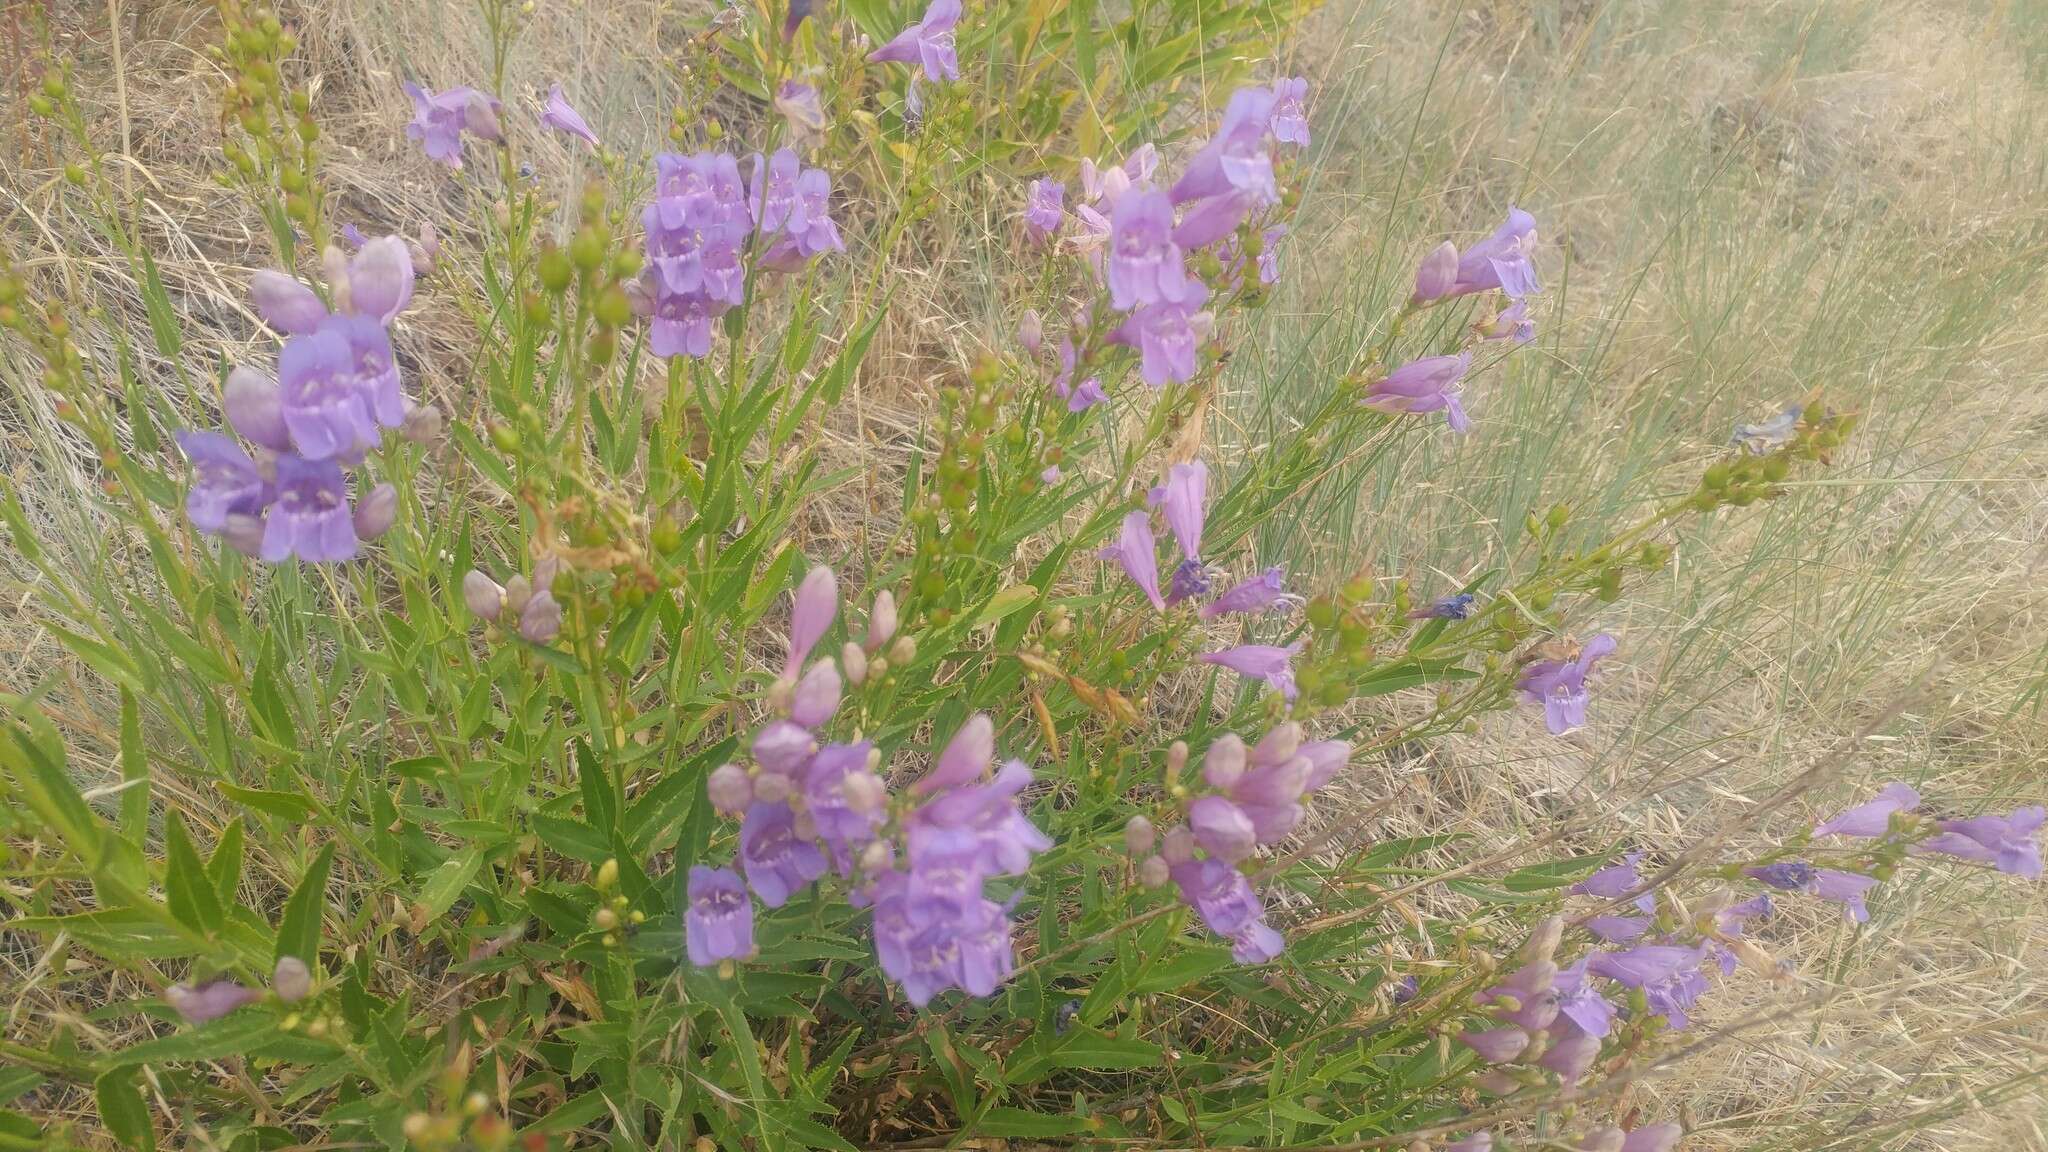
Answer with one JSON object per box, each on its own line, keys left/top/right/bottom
{"left": 787, "top": 566, "right": 839, "bottom": 675}
{"left": 249, "top": 270, "right": 326, "bottom": 334}
{"left": 1138, "top": 855, "right": 1169, "bottom": 888}
{"left": 1124, "top": 815, "right": 1156, "bottom": 855}
{"left": 1161, "top": 825, "right": 1196, "bottom": 865}
{"left": 353, "top": 483, "right": 398, "bottom": 540}
{"left": 224, "top": 366, "right": 290, "bottom": 452}
{"left": 865, "top": 589, "right": 898, "bottom": 653}
{"left": 272, "top": 956, "right": 312, "bottom": 1003}
{"left": 1202, "top": 733, "right": 1246, "bottom": 789}
{"left": 790, "top": 658, "right": 842, "bottom": 727}
{"left": 708, "top": 764, "right": 752, "bottom": 814}
{"left": 463, "top": 570, "right": 504, "bottom": 620}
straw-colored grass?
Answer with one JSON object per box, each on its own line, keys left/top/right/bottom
{"left": 3, "top": 0, "right": 2044, "bottom": 1147}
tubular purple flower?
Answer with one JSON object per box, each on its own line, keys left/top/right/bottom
{"left": 277, "top": 315, "right": 404, "bottom": 461}
{"left": 910, "top": 760, "right": 1049, "bottom": 876}
{"left": 518, "top": 590, "right": 562, "bottom": 643}
{"left": 1017, "top": 309, "right": 1044, "bottom": 356}
{"left": 1100, "top": 510, "right": 1165, "bottom": 611}
{"left": 1250, "top": 720, "right": 1301, "bottom": 767}
{"left": 1811, "top": 869, "right": 1880, "bottom": 922}
{"left": 463, "top": 570, "right": 504, "bottom": 620}
{"left": 1157, "top": 460, "right": 1208, "bottom": 565}
{"left": 1364, "top": 352, "right": 1472, "bottom": 433}
{"left": 1517, "top": 633, "right": 1618, "bottom": 735}
{"left": 1586, "top": 915, "right": 1651, "bottom": 943}
{"left": 1202, "top": 566, "right": 1292, "bottom": 619}
{"left": 1553, "top": 957, "right": 1615, "bottom": 1038}
{"left": 1107, "top": 189, "right": 1192, "bottom": 312}
{"left": 1411, "top": 240, "right": 1459, "bottom": 305}
{"left": 1199, "top": 640, "right": 1305, "bottom": 702}
{"left": 1169, "top": 857, "right": 1263, "bottom": 936}
{"left": 1256, "top": 225, "right": 1284, "bottom": 286}
{"left": 1230, "top": 919, "right": 1285, "bottom": 964}
{"left": 866, "top": 590, "right": 899, "bottom": 653}
{"left": 1202, "top": 733, "right": 1247, "bottom": 789}
{"left": 1539, "top": 1022, "right": 1601, "bottom": 1083}
{"left": 685, "top": 866, "right": 755, "bottom": 966}
{"left": 804, "top": 742, "right": 886, "bottom": 872}
{"left": 1298, "top": 740, "right": 1349, "bottom": 792}
{"left": 707, "top": 764, "right": 753, "bottom": 815}
{"left": 177, "top": 431, "right": 270, "bottom": 536}
{"left": 346, "top": 236, "right": 414, "bottom": 325}
{"left": 917, "top": 713, "right": 994, "bottom": 794}
{"left": 1025, "top": 178, "right": 1064, "bottom": 241}
{"left": 782, "top": 0, "right": 814, "bottom": 39}
{"left": 753, "top": 719, "right": 818, "bottom": 776}
{"left": 1814, "top": 781, "right": 1920, "bottom": 838}
{"left": 1478, "top": 960, "right": 1561, "bottom": 1031}
{"left": 1171, "top": 86, "right": 1279, "bottom": 207}
{"left": 775, "top": 81, "right": 827, "bottom": 133}
{"left": 790, "top": 659, "right": 843, "bottom": 728}
{"left": 164, "top": 980, "right": 261, "bottom": 1024}
{"left": 750, "top": 149, "right": 804, "bottom": 236}
{"left": 1172, "top": 189, "right": 1254, "bottom": 250}
{"left": 1460, "top": 1026, "right": 1531, "bottom": 1064}
{"left": 260, "top": 454, "right": 357, "bottom": 563}
{"left": 786, "top": 565, "right": 839, "bottom": 676}
{"left": 1451, "top": 207, "right": 1540, "bottom": 298}
{"left": 352, "top": 483, "right": 398, "bottom": 541}
{"left": 1053, "top": 336, "right": 1107, "bottom": 411}
{"left": 251, "top": 271, "right": 327, "bottom": 335}
{"left": 1188, "top": 796, "right": 1257, "bottom": 863}
{"left": 740, "top": 800, "right": 828, "bottom": 907}
{"left": 1743, "top": 861, "right": 1815, "bottom": 891}
{"left": 1224, "top": 756, "right": 1308, "bottom": 844}
{"left": 1644, "top": 965, "right": 1710, "bottom": 1029}
{"left": 1269, "top": 77, "right": 1309, "bottom": 146}
{"left": 867, "top": 0, "right": 960, "bottom": 80}
{"left": 223, "top": 367, "right": 290, "bottom": 453}
{"left": 540, "top": 84, "right": 600, "bottom": 148}
{"left": 1620, "top": 1124, "right": 1683, "bottom": 1152}
{"left": 1111, "top": 291, "right": 1213, "bottom": 387}
{"left": 1588, "top": 943, "right": 1705, "bottom": 990}
{"left": 1482, "top": 298, "right": 1535, "bottom": 344}
{"left": 1125, "top": 815, "right": 1157, "bottom": 855}
{"left": 1572, "top": 851, "right": 1655, "bottom": 914}
{"left": 403, "top": 82, "right": 503, "bottom": 167}
{"left": 1920, "top": 807, "right": 2045, "bottom": 879}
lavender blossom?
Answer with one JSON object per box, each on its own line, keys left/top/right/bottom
{"left": 164, "top": 980, "right": 261, "bottom": 1024}
{"left": 1100, "top": 510, "right": 1165, "bottom": 611}
{"left": 753, "top": 720, "right": 818, "bottom": 776}
{"left": 790, "top": 658, "right": 843, "bottom": 727}
{"left": 1571, "top": 851, "right": 1655, "bottom": 914}
{"left": 774, "top": 81, "right": 827, "bottom": 133}
{"left": 517, "top": 589, "right": 562, "bottom": 644}
{"left": 1106, "top": 189, "right": 1193, "bottom": 312}
{"left": 1814, "top": 781, "right": 1920, "bottom": 838}
{"left": 1411, "top": 240, "right": 1458, "bottom": 305}
{"left": 1269, "top": 77, "right": 1309, "bottom": 146}
{"left": 1188, "top": 795, "right": 1257, "bottom": 863}
{"left": 403, "top": 82, "right": 504, "bottom": 168}
{"left": 642, "top": 150, "right": 752, "bottom": 358}
{"left": 1053, "top": 337, "right": 1107, "bottom": 411}
{"left": 1743, "top": 860, "right": 1817, "bottom": 892}
{"left": 1482, "top": 298, "right": 1535, "bottom": 344}
{"left": 686, "top": 866, "right": 755, "bottom": 966}
{"left": 463, "top": 570, "right": 504, "bottom": 620}
{"left": 1477, "top": 959, "right": 1561, "bottom": 1031}
{"left": 866, "top": 0, "right": 960, "bottom": 81}
{"left": 786, "top": 565, "right": 839, "bottom": 676}
{"left": 1155, "top": 460, "right": 1209, "bottom": 603}
{"left": 260, "top": 455, "right": 358, "bottom": 563}
{"left": 344, "top": 236, "right": 415, "bottom": 326}
{"left": 803, "top": 742, "right": 886, "bottom": 872}
{"left": 277, "top": 315, "right": 404, "bottom": 462}
{"left": 707, "top": 764, "right": 753, "bottom": 815}
{"left": 1460, "top": 1026, "right": 1531, "bottom": 1064}
{"left": 1169, "top": 857, "right": 1270, "bottom": 945}
{"left": 1588, "top": 943, "right": 1705, "bottom": 990}
{"left": 1201, "top": 566, "right": 1293, "bottom": 619}
{"left": 1199, "top": 640, "right": 1304, "bottom": 702}
{"left": 250, "top": 271, "right": 328, "bottom": 336}
{"left": 1110, "top": 291, "right": 1212, "bottom": 387}
{"left": 1620, "top": 1124, "right": 1683, "bottom": 1152}
{"left": 1450, "top": 208, "right": 1540, "bottom": 298}
{"left": 1586, "top": 915, "right": 1651, "bottom": 943}
{"left": 1363, "top": 352, "right": 1472, "bottom": 433}
{"left": 1025, "top": 178, "right": 1064, "bottom": 242}
{"left": 1171, "top": 86, "right": 1279, "bottom": 209}
{"left": 908, "top": 760, "right": 1049, "bottom": 877}
{"left": 1230, "top": 919, "right": 1285, "bottom": 964}
{"left": 1539, "top": 1022, "right": 1601, "bottom": 1083}
{"left": 1516, "top": 633, "right": 1618, "bottom": 734}
{"left": 1407, "top": 592, "right": 1476, "bottom": 620}
{"left": 540, "top": 84, "right": 600, "bottom": 149}
{"left": 739, "top": 800, "right": 828, "bottom": 907}
{"left": 915, "top": 713, "right": 994, "bottom": 795}
{"left": 176, "top": 431, "right": 270, "bottom": 536}
{"left": 1919, "top": 807, "right": 2045, "bottom": 879}
{"left": 1553, "top": 956, "right": 1615, "bottom": 1038}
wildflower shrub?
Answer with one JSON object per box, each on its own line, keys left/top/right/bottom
{"left": 0, "top": 2, "right": 2040, "bottom": 1150}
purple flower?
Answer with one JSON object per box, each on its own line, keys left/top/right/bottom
{"left": 1460, "top": 1026, "right": 1530, "bottom": 1064}
{"left": 1200, "top": 641, "right": 1304, "bottom": 702}
{"left": 1110, "top": 291, "right": 1212, "bottom": 387}
{"left": 758, "top": 165, "right": 844, "bottom": 271}
{"left": 463, "top": 571, "right": 504, "bottom": 620}
{"left": 340, "top": 222, "right": 368, "bottom": 249}
{"left": 403, "top": 82, "right": 503, "bottom": 168}
{"left": 871, "top": 876, "right": 1016, "bottom": 1005}
{"left": 1516, "top": 633, "right": 1617, "bottom": 734}
{"left": 1269, "top": 77, "right": 1309, "bottom": 146}
{"left": 642, "top": 150, "right": 753, "bottom": 358}
{"left": 915, "top": 713, "right": 993, "bottom": 795}
{"left": 517, "top": 589, "right": 562, "bottom": 644}
{"left": 1920, "top": 807, "right": 2045, "bottom": 879}
{"left": 1230, "top": 918, "right": 1285, "bottom": 964}
{"left": 277, "top": 315, "right": 404, "bottom": 461}
{"left": 1571, "top": 851, "right": 1654, "bottom": 913}
{"left": 1169, "top": 857, "right": 1264, "bottom": 936}
{"left": 1586, "top": 915, "right": 1651, "bottom": 943}
{"left": 260, "top": 455, "right": 359, "bottom": 563}
{"left": 1298, "top": 739, "right": 1349, "bottom": 792}
{"left": 540, "top": 84, "right": 600, "bottom": 149}
{"left": 1477, "top": 959, "right": 1561, "bottom": 1031}
{"left": 1482, "top": 298, "right": 1535, "bottom": 344}
{"left": 1219, "top": 743, "right": 1313, "bottom": 844}
{"left": 1407, "top": 592, "right": 1476, "bottom": 621}
{"left": 804, "top": 742, "right": 886, "bottom": 872}
{"left": 1364, "top": 352, "right": 1472, "bottom": 433}
{"left": 685, "top": 866, "right": 754, "bottom": 966}
{"left": 750, "top": 148, "right": 803, "bottom": 236}
{"left": 786, "top": 565, "right": 839, "bottom": 676}
{"left": 754, "top": 720, "right": 818, "bottom": 776}
{"left": 1589, "top": 943, "right": 1705, "bottom": 989}
{"left": 908, "top": 760, "right": 1049, "bottom": 877}
{"left": 1553, "top": 956, "right": 1615, "bottom": 1038}
{"left": 1814, "top": 781, "right": 1920, "bottom": 838}
{"left": 1106, "top": 189, "right": 1193, "bottom": 311}
{"left": 774, "top": 81, "right": 828, "bottom": 133}
{"left": 1052, "top": 337, "right": 1106, "bottom": 411}
{"left": 1539, "top": 1021, "right": 1601, "bottom": 1083}
{"left": 176, "top": 431, "right": 270, "bottom": 536}
{"left": 1411, "top": 240, "right": 1458, "bottom": 304}
{"left": 1171, "top": 86, "right": 1279, "bottom": 208}
{"left": 250, "top": 271, "right": 328, "bottom": 335}
{"left": 782, "top": 0, "right": 814, "bottom": 40}
{"left": 867, "top": 0, "right": 960, "bottom": 81}
{"left": 1743, "top": 860, "right": 1817, "bottom": 891}
{"left": 707, "top": 764, "right": 753, "bottom": 814}
{"left": 1100, "top": 509, "right": 1164, "bottom": 611}
{"left": 1392, "top": 974, "right": 1420, "bottom": 1003}
{"left": 1025, "top": 178, "right": 1064, "bottom": 241}
{"left": 1451, "top": 207, "right": 1540, "bottom": 298}
{"left": 739, "top": 800, "right": 828, "bottom": 907}
{"left": 1732, "top": 404, "right": 1802, "bottom": 455}
{"left": 790, "top": 659, "right": 843, "bottom": 727}
{"left": 344, "top": 236, "right": 415, "bottom": 327}
{"left": 353, "top": 482, "right": 398, "bottom": 540}
{"left": 1154, "top": 461, "right": 1209, "bottom": 602}
{"left": 1620, "top": 1124, "right": 1682, "bottom": 1152}
{"left": 1644, "top": 965, "right": 1711, "bottom": 1030}
{"left": 1257, "top": 225, "right": 1284, "bottom": 286}
{"left": 1201, "top": 566, "right": 1292, "bottom": 619}
{"left": 164, "top": 980, "right": 261, "bottom": 1024}
{"left": 1188, "top": 795, "right": 1257, "bottom": 863}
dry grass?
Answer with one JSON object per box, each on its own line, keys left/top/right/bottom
{"left": 4, "top": 0, "right": 2047, "bottom": 1147}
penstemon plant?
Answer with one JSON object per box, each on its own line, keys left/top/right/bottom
{"left": 0, "top": 2, "right": 2039, "bottom": 1151}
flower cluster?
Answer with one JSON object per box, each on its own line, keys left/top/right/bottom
{"left": 635, "top": 147, "right": 842, "bottom": 360}
{"left": 462, "top": 557, "right": 565, "bottom": 645}
{"left": 684, "top": 569, "right": 1050, "bottom": 1007}
{"left": 1026, "top": 78, "right": 1309, "bottom": 390}
{"left": 1097, "top": 456, "right": 1306, "bottom": 698}
{"left": 178, "top": 240, "right": 425, "bottom": 563}
{"left": 1128, "top": 723, "right": 1349, "bottom": 963}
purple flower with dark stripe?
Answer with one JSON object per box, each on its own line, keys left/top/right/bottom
{"left": 1202, "top": 566, "right": 1294, "bottom": 619}
{"left": 1025, "top": 178, "right": 1064, "bottom": 241}
{"left": 1153, "top": 460, "right": 1209, "bottom": 603}
{"left": 277, "top": 314, "right": 405, "bottom": 461}
{"left": 685, "top": 866, "right": 754, "bottom": 966}
{"left": 739, "top": 800, "right": 827, "bottom": 907}
{"left": 1407, "top": 592, "right": 1475, "bottom": 620}
{"left": 260, "top": 454, "right": 359, "bottom": 563}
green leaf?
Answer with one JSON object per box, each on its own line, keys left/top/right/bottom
{"left": 215, "top": 782, "right": 320, "bottom": 820}
{"left": 118, "top": 690, "right": 149, "bottom": 846}
{"left": 1047, "top": 1029, "right": 1161, "bottom": 1070}
{"left": 275, "top": 843, "right": 334, "bottom": 967}
{"left": 970, "top": 584, "right": 1040, "bottom": 630}
{"left": 0, "top": 1069, "right": 42, "bottom": 1107}
{"left": 0, "top": 1109, "right": 43, "bottom": 1151}
{"left": 108, "top": 1012, "right": 276, "bottom": 1068}
{"left": 95, "top": 1067, "right": 156, "bottom": 1152}
{"left": 163, "top": 812, "right": 224, "bottom": 935}
{"left": 576, "top": 739, "right": 617, "bottom": 834}
{"left": 975, "top": 1107, "right": 1092, "bottom": 1138}
{"left": 415, "top": 848, "right": 484, "bottom": 922}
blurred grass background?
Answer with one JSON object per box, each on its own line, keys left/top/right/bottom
{"left": 4, "top": 0, "right": 2046, "bottom": 1147}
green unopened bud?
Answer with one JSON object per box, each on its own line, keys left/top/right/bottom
{"left": 1762, "top": 453, "right": 1791, "bottom": 482}
{"left": 1596, "top": 567, "right": 1623, "bottom": 602}
{"left": 1305, "top": 595, "right": 1338, "bottom": 630}
{"left": 569, "top": 229, "right": 606, "bottom": 272}
{"left": 521, "top": 292, "right": 549, "bottom": 327}
{"left": 1546, "top": 503, "right": 1569, "bottom": 529}
{"left": 594, "top": 286, "right": 631, "bottom": 328}
{"left": 63, "top": 164, "right": 87, "bottom": 186}
{"left": 537, "top": 244, "right": 572, "bottom": 293}
{"left": 41, "top": 74, "right": 66, "bottom": 100}
{"left": 595, "top": 858, "right": 619, "bottom": 891}
{"left": 1702, "top": 462, "right": 1732, "bottom": 490}
{"left": 28, "top": 94, "right": 54, "bottom": 117}
{"left": 489, "top": 420, "right": 519, "bottom": 453}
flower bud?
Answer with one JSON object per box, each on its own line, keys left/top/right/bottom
{"left": 1124, "top": 815, "right": 1156, "bottom": 855}
{"left": 595, "top": 859, "right": 619, "bottom": 890}
{"left": 353, "top": 483, "right": 398, "bottom": 540}
{"left": 859, "top": 839, "right": 893, "bottom": 873}
{"left": 272, "top": 956, "right": 312, "bottom": 1003}
{"left": 518, "top": 590, "right": 562, "bottom": 643}
{"left": 1138, "top": 855, "right": 1170, "bottom": 888}
{"left": 886, "top": 634, "right": 916, "bottom": 666}
{"left": 1161, "top": 825, "right": 1196, "bottom": 865}
{"left": 841, "top": 771, "right": 887, "bottom": 813}
{"left": 841, "top": 641, "right": 869, "bottom": 685}
{"left": 502, "top": 574, "right": 532, "bottom": 615}
{"left": 401, "top": 401, "right": 445, "bottom": 444}
{"left": 707, "top": 764, "right": 752, "bottom": 815}
{"left": 1202, "top": 733, "right": 1246, "bottom": 789}
{"left": 1576, "top": 1126, "right": 1624, "bottom": 1152}
{"left": 224, "top": 366, "right": 291, "bottom": 451}
{"left": 1166, "top": 740, "right": 1189, "bottom": 777}
{"left": 1017, "top": 309, "right": 1043, "bottom": 355}
{"left": 1521, "top": 915, "right": 1563, "bottom": 965}
{"left": 753, "top": 770, "right": 792, "bottom": 804}
{"left": 1252, "top": 721, "right": 1302, "bottom": 766}
{"left": 223, "top": 514, "right": 266, "bottom": 558}
{"left": 1411, "top": 240, "right": 1457, "bottom": 304}
{"left": 753, "top": 720, "right": 817, "bottom": 775}
{"left": 865, "top": 590, "right": 898, "bottom": 652}
{"left": 790, "top": 658, "right": 842, "bottom": 727}
{"left": 463, "top": 570, "right": 505, "bottom": 621}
